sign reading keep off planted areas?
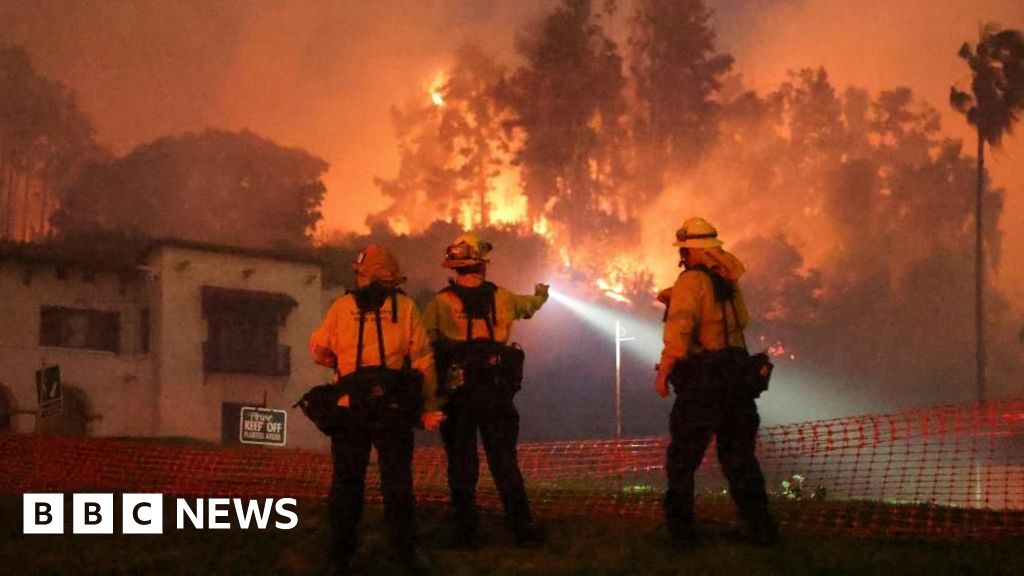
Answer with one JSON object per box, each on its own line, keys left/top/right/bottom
{"left": 239, "top": 407, "right": 287, "bottom": 446}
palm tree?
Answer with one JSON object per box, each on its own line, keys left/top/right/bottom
{"left": 950, "top": 24, "right": 1024, "bottom": 402}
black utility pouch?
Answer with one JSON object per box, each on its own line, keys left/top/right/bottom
{"left": 495, "top": 343, "right": 526, "bottom": 393}
{"left": 717, "top": 348, "right": 772, "bottom": 399}
{"left": 294, "top": 383, "right": 346, "bottom": 435}
{"left": 459, "top": 341, "right": 525, "bottom": 395}
{"left": 668, "top": 357, "right": 700, "bottom": 396}
{"left": 340, "top": 367, "right": 422, "bottom": 425}
{"left": 742, "top": 352, "right": 773, "bottom": 398}
{"left": 341, "top": 368, "right": 401, "bottom": 408}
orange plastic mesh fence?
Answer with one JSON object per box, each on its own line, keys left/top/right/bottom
{"left": 2, "top": 399, "right": 1022, "bottom": 539}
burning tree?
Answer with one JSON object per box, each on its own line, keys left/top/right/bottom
{"left": 370, "top": 45, "right": 521, "bottom": 234}
{"left": 629, "top": 0, "right": 734, "bottom": 179}
{"left": 500, "top": 0, "right": 630, "bottom": 249}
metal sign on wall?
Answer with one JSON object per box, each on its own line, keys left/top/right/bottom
{"left": 35, "top": 365, "right": 63, "bottom": 432}
{"left": 239, "top": 407, "right": 287, "bottom": 446}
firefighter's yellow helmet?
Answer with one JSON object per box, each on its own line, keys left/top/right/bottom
{"left": 442, "top": 232, "right": 493, "bottom": 268}
{"left": 673, "top": 217, "right": 724, "bottom": 249}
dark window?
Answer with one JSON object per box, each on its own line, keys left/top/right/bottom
{"left": 39, "top": 306, "right": 121, "bottom": 354}
{"left": 139, "top": 307, "right": 150, "bottom": 354}
{"left": 201, "top": 287, "right": 295, "bottom": 376}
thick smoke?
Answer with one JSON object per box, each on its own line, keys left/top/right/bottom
{"left": 3, "top": 1, "right": 1022, "bottom": 439}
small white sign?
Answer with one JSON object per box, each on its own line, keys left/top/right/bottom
{"left": 239, "top": 407, "right": 287, "bottom": 446}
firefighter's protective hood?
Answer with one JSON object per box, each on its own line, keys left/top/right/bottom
{"left": 442, "top": 232, "right": 493, "bottom": 268}
{"left": 673, "top": 217, "right": 724, "bottom": 249}
{"left": 353, "top": 244, "right": 407, "bottom": 286}
{"left": 704, "top": 247, "right": 746, "bottom": 282}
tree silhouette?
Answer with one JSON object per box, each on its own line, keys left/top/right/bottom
{"left": 53, "top": 129, "right": 327, "bottom": 249}
{"left": 950, "top": 24, "right": 1024, "bottom": 400}
{"left": 0, "top": 44, "right": 99, "bottom": 241}
{"left": 500, "top": 0, "right": 628, "bottom": 247}
{"left": 629, "top": 0, "right": 733, "bottom": 179}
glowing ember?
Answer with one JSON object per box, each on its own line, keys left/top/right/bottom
{"left": 604, "top": 291, "right": 632, "bottom": 304}
{"left": 429, "top": 72, "right": 446, "bottom": 107}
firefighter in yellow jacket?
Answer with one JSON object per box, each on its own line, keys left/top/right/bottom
{"left": 423, "top": 232, "right": 548, "bottom": 548}
{"left": 655, "top": 217, "right": 777, "bottom": 548}
{"left": 309, "top": 244, "right": 442, "bottom": 575}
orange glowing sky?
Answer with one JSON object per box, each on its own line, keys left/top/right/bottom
{"left": 1, "top": 0, "right": 1021, "bottom": 301}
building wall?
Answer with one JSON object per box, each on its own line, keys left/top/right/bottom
{"left": 145, "top": 246, "right": 330, "bottom": 450}
{"left": 0, "top": 261, "right": 156, "bottom": 436}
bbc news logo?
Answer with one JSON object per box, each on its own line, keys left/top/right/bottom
{"left": 23, "top": 494, "right": 298, "bottom": 534}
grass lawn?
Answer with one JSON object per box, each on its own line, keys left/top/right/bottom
{"left": 2, "top": 495, "right": 1020, "bottom": 576}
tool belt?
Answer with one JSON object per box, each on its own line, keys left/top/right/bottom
{"left": 670, "top": 347, "right": 772, "bottom": 399}
{"left": 339, "top": 366, "right": 423, "bottom": 419}
{"left": 436, "top": 339, "right": 525, "bottom": 396}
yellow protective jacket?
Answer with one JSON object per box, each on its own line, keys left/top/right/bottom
{"left": 422, "top": 283, "right": 546, "bottom": 344}
{"left": 309, "top": 291, "right": 439, "bottom": 412}
{"left": 659, "top": 255, "right": 750, "bottom": 379}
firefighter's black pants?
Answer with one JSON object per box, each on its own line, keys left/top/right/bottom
{"left": 329, "top": 407, "right": 415, "bottom": 561}
{"left": 664, "top": 368, "right": 772, "bottom": 536}
{"left": 441, "top": 372, "right": 532, "bottom": 535}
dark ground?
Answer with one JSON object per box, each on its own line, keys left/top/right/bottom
{"left": 2, "top": 496, "right": 1021, "bottom": 576}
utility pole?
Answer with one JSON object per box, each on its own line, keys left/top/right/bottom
{"left": 615, "top": 321, "right": 634, "bottom": 441}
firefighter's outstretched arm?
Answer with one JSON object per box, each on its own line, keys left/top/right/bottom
{"left": 510, "top": 283, "right": 549, "bottom": 320}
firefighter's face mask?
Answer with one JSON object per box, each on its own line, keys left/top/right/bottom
{"left": 454, "top": 262, "right": 487, "bottom": 277}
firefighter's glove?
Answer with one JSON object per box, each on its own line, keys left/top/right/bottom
{"left": 421, "top": 410, "right": 445, "bottom": 431}
{"left": 312, "top": 346, "right": 338, "bottom": 368}
{"left": 656, "top": 287, "right": 672, "bottom": 306}
{"left": 534, "top": 283, "right": 550, "bottom": 299}
{"left": 655, "top": 370, "right": 671, "bottom": 398}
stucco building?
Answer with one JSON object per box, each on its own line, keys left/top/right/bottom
{"left": 0, "top": 238, "right": 334, "bottom": 450}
